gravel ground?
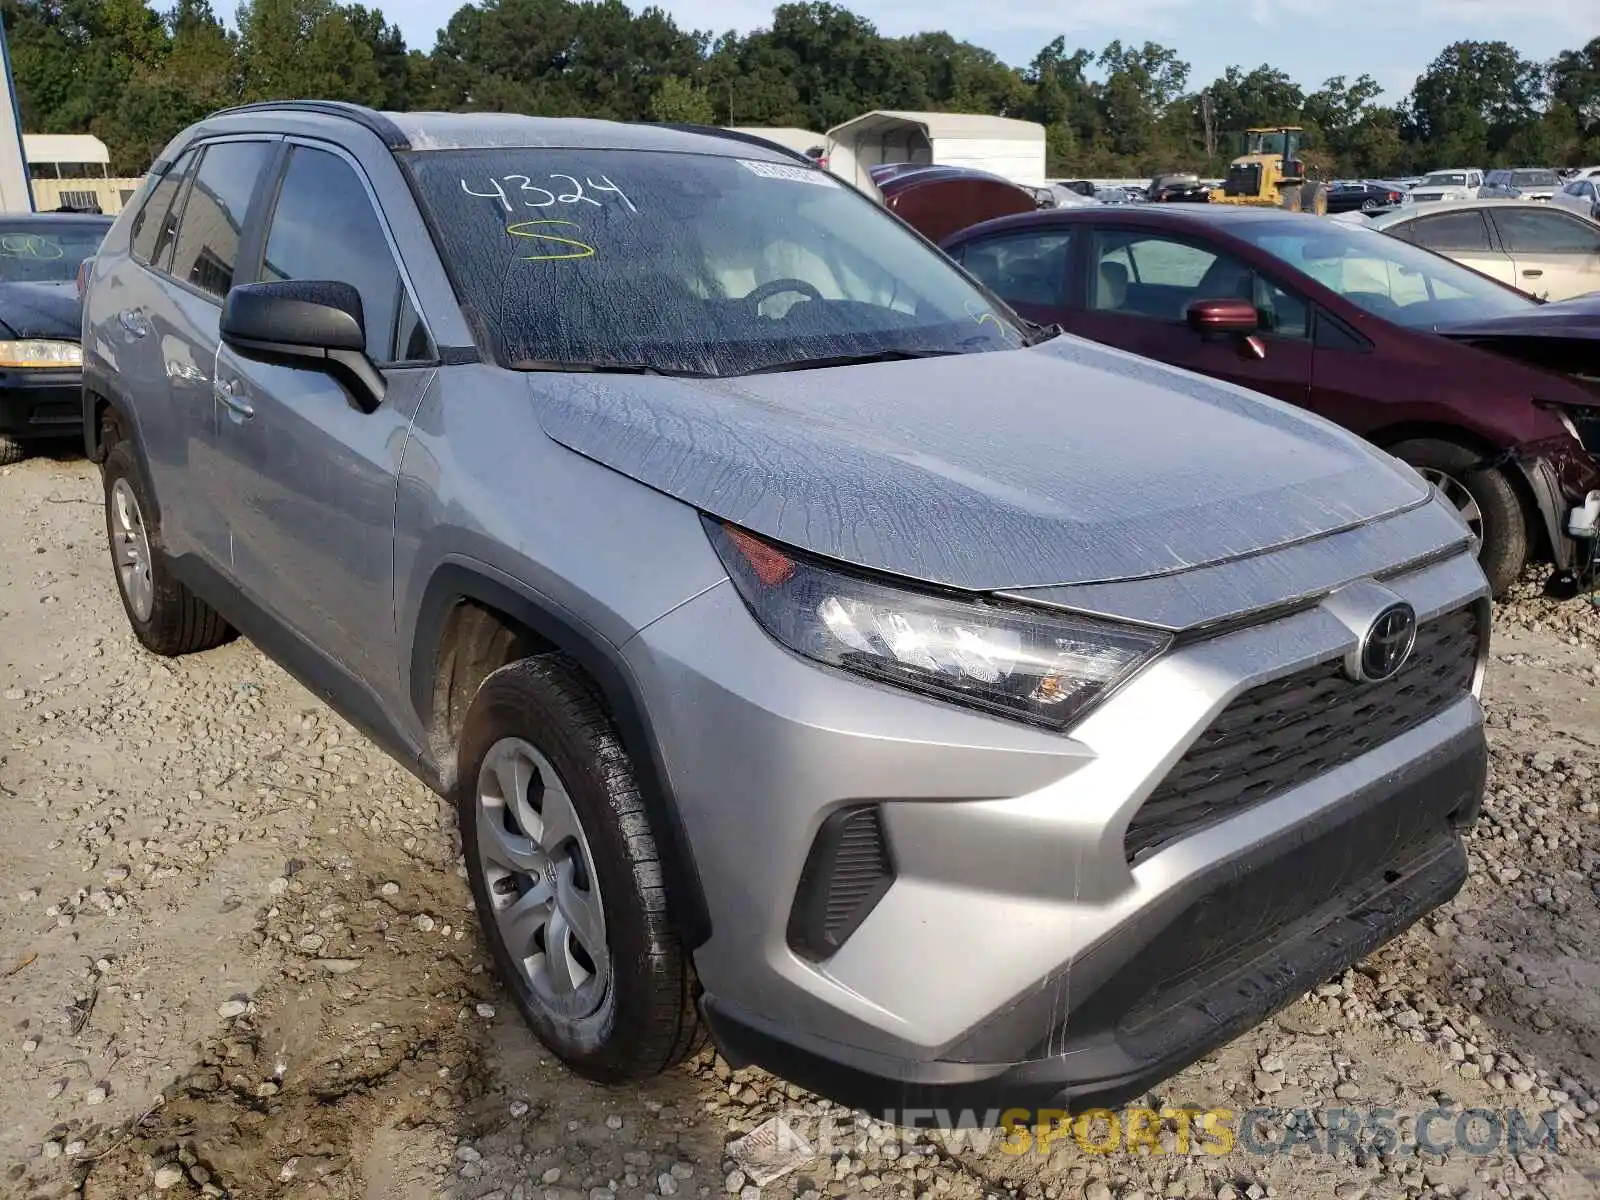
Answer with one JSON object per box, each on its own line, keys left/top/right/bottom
{"left": 2, "top": 455, "right": 1599, "bottom": 1200}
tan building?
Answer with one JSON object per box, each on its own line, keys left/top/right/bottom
{"left": 23, "top": 134, "right": 144, "bottom": 214}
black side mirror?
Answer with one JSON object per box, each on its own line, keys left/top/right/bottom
{"left": 220, "top": 280, "right": 385, "bottom": 412}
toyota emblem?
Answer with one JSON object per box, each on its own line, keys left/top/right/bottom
{"left": 1356, "top": 602, "right": 1417, "bottom": 682}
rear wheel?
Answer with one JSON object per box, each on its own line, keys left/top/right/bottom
{"left": 1388, "top": 437, "right": 1527, "bottom": 596}
{"left": 1304, "top": 182, "right": 1329, "bottom": 216}
{"left": 102, "top": 441, "right": 233, "bottom": 655}
{"left": 0, "top": 435, "right": 25, "bottom": 466}
{"left": 1279, "top": 183, "right": 1302, "bottom": 212}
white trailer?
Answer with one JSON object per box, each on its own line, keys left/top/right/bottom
{"left": 823, "top": 111, "right": 1047, "bottom": 189}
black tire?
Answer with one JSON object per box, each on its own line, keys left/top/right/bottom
{"left": 101, "top": 440, "right": 233, "bottom": 655}
{"left": 457, "top": 655, "right": 701, "bottom": 1082}
{"left": 1279, "top": 183, "right": 1302, "bottom": 212}
{"left": 1305, "top": 182, "right": 1329, "bottom": 216}
{"left": 1388, "top": 437, "right": 1528, "bottom": 596}
{"left": 0, "top": 435, "right": 25, "bottom": 466}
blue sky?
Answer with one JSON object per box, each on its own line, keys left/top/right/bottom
{"left": 377, "top": 0, "right": 1594, "bottom": 103}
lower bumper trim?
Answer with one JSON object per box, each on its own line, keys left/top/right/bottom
{"left": 703, "top": 724, "right": 1484, "bottom": 1123}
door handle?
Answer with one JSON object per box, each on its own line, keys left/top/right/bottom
{"left": 1522, "top": 269, "right": 1543, "bottom": 278}
{"left": 117, "top": 308, "right": 150, "bottom": 338}
{"left": 214, "top": 377, "right": 254, "bottom": 420}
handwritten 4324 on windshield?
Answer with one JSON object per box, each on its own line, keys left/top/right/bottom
{"left": 461, "top": 172, "right": 638, "bottom": 214}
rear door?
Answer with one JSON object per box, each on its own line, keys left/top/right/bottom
{"left": 1067, "top": 226, "right": 1314, "bottom": 408}
{"left": 210, "top": 139, "right": 436, "bottom": 698}
{"left": 136, "top": 138, "right": 278, "bottom": 565}
{"left": 93, "top": 148, "right": 199, "bottom": 544}
{"left": 1387, "top": 209, "right": 1515, "bottom": 286}
{"left": 1485, "top": 206, "right": 1600, "bottom": 301}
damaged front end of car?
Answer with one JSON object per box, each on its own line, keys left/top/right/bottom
{"left": 1435, "top": 320, "right": 1600, "bottom": 592}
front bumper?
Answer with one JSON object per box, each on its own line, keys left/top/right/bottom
{"left": 702, "top": 717, "right": 1482, "bottom": 1118}
{"left": 621, "top": 500, "right": 1488, "bottom": 1115}
{"left": 0, "top": 367, "right": 83, "bottom": 440}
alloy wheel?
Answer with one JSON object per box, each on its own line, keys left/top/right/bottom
{"left": 475, "top": 737, "right": 611, "bottom": 1025}
{"left": 110, "top": 477, "right": 155, "bottom": 622}
{"left": 1417, "top": 466, "right": 1484, "bottom": 545}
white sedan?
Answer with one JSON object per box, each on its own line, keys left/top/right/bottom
{"left": 1364, "top": 199, "right": 1600, "bottom": 301}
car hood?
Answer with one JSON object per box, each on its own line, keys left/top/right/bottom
{"left": 1435, "top": 296, "right": 1600, "bottom": 387}
{"left": 1436, "top": 293, "right": 1600, "bottom": 339}
{"left": 0, "top": 281, "right": 82, "bottom": 340}
{"left": 531, "top": 338, "right": 1430, "bottom": 590}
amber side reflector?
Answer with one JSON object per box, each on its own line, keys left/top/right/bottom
{"left": 722, "top": 524, "right": 796, "bottom": 587}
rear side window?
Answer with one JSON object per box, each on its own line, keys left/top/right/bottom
{"left": 259, "top": 145, "right": 416, "bottom": 361}
{"left": 957, "top": 231, "right": 1072, "bottom": 308}
{"left": 129, "top": 148, "right": 197, "bottom": 267}
{"left": 168, "top": 140, "right": 275, "bottom": 300}
{"left": 1491, "top": 209, "right": 1600, "bottom": 255}
{"left": 1401, "top": 211, "right": 1491, "bottom": 252}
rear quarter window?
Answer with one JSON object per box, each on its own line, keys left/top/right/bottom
{"left": 129, "top": 149, "right": 198, "bottom": 267}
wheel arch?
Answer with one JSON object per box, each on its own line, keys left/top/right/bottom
{"left": 1366, "top": 420, "right": 1550, "bottom": 563}
{"left": 408, "top": 563, "right": 712, "bottom": 949}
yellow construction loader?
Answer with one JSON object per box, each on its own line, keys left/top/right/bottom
{"left": 1208, "top": 126, "right": 1328, "bottom": 215}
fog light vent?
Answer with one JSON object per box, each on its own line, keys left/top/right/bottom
{"left": 786, "top": 806, "right": 895, "bottom": 960}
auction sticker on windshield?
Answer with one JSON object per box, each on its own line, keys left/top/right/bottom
{"left": 738, "top": 159, "right": 836, "bottom": 186}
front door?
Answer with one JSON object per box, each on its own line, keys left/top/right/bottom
{"left": 211, "top": 141, "right": 437, "bottom": 705}
{"left": 1068, "top": 227, "right": 1315, "bottom": 408}
{"left": 1486, "top": 206, "right": 1600, "bottom": 302}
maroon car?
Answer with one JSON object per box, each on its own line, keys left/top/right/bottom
{"left": 876, "top": 165, "right": 1042, "bottom": 246}
{"left": 942, "top": 206, "right": 1600, "bottom": 594}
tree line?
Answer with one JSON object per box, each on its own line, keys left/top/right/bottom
{"left": 4, "top": 0, "right": 1599, "bottom": 180}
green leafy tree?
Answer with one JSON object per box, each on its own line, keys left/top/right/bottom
{"left": 235, "top": 0, "right": 390, "bottom": 105}
{"left": 651, "top": 75, "right": 715, "bottom": 123}
{"left": 1406, "top": 40, "right": 1546, "bottom": 166}
{"left": 1549, "top": 37, "right": 1600, "bottom": 161}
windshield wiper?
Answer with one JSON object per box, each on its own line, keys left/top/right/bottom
{"left": 738, "top": 348, "right": 962, "bottom": 375}
{"left": 509, "top": 359, "right": 713, "bottom": 378}
{"left": 1023, "top": 323, "right": 1064, "bottom": 347}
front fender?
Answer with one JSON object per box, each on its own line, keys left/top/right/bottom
{"left": 1508, "top": 436, "right": 1600, "bottom": 572}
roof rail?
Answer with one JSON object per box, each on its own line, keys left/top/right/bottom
{"left": 203, "top": 100, "right": 410, "bottom": 150}
{"left": 658, "top": 123, "right": 817, "bottom": 167}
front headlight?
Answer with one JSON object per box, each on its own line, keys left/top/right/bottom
{"left": 708, "top": 520, "right": 1170, "bottom": 729}
{"left": 0, "top": 339, "right": 81, "bottom": 368}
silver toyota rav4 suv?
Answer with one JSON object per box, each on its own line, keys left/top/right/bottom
{"left": 82, "top": 102, "right": 1490, "bottom": 1120}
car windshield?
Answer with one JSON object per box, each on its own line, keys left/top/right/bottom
{"left": 0, "top": 222, "right": 104, "bottom": 283}
{"left": 404, "top": 147, "right": 1028, "bottom": 377}
{"left": 1227, "top": 218, "right": 1536, "bottom": 328}
{"left": 1511, "top": 170, "right": 1558, "bottom": 187}
{"left": 1421, "top": 173, "right": 1467, "bottom": 187}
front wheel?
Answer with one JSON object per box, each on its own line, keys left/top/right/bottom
{"left": 1389, "top": 437, "right": 1528, "bottom": 597}
{"left": 0, "top": 434, "right": 25, "bottom": 466}
{"left": 456, "top": 656, "right": 701, "bottom": 1082}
